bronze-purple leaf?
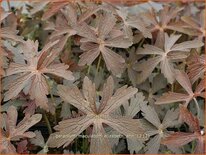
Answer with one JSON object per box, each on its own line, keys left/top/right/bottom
{"left": 162, "top": 105, "right": 205, "bottom": 154}
{"left": 3, "top": 39, "right": 74, "bottom": 111}
{"left": 136, "top": 33, "right": 203, "bottom": 84}
{"left": 0, "top": 106, "right": 42, "bottom": 154}
{"left": 47, "top": 76, "right": 145, "bottom": 153}
{"left": 77, "top": 12, "right": 132, "bottom": 75}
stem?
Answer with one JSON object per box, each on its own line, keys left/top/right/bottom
{"left": 75, "top": 138, "right": 78, "bottom": 153}
{"left": 171, "top": 83, "right": 174, "bottom": 92}
{"left": 95, "top": 55, "right": 101, "bottom": 76}
{"left": 82, "top": 133, "right": 87, "bottom": 153}
{"left": 61, "top": 37, "right": 72, "bottom": 63}
{"left": 182, "top": 146, "right": 186, "bottom": 153}
{"left": 50, "top": 89, "right": 55, "bottom": 106}
{"left": 7, "top": 0, "right": 11, "bottom": 11}
{"left": 77, "top": 3, "right": 82, "bottom": 14}
{"left": 191, "top": 140, "right": 195, "bottom": 153}
{"left": 82, "top": 136, "right": 85, "bottom": 153}
{"left": 50, "top": 92, "right": 57, "bottom": 125}
{"left": 193, "top": 97, "right": 200, "bottom": 119}
{"left": 87, "top": 65, "right": 91, "bottom": 75}
{"left": 43, "top": 77, "right": 56, "bottom": 131}
{"left": 43, "top": 112, "right": 52, "bottom": 134}
{"left": 67, "top": 37, "right": 71, "bottom": 50}
{"left": 138, "top": 38, "right": 145, "bottom": 48}
{"left": 45, "top": 78, "right": 57, "bottom": 124}
{"left": 0, "top": 75, "right": 2, "bottom": 102}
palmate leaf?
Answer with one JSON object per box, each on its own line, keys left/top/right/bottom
{"left": 77, "top": 12, "right": 132, "bottom": 75}
{"left": 140, "top": 6, "right": 186, "bottom": 48}
{"left": 162, "top": 105, "right": 205, "bottom": 154}
{"left": 46, "top": 3, "right": 101, "bottom": 53}
{"left": 136, "top": 33, "right": 203, "bottom": 84}
{"left": 47, "top": 76, "right": 146, "bottom": 154}
{"left": 155, "top": 70, "right": 205, "bottom": 106}
{"left": 116, "top": 7, "right": 152, "bottom": 39}
{"left": 0, "top": 106, "right": 42, "bottom": 154}
{"left": 3, "top": 39, "right": 74, "bottom": 112}
{"left": 140, "top": 102, "right": 179, "bottom": 153}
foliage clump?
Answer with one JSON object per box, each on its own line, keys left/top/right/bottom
{"left": 0, "top": 1, "right": 205, "bottom": 154}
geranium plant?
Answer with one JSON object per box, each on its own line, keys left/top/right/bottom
{"left": 0, "top": 0, "right": 205, "bottom": 154}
